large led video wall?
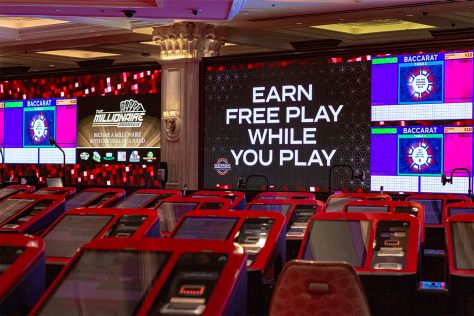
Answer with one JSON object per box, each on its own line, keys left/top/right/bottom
{"left": 0, "top": 68, "right": 161, "bottom": 186}
{"left": 370, "top": 51, "right": 473, "bottom": 193}
{"left": 202, "top": 50, "right": 473, "bottom": 193}
{"left": 202, "top": 59, "right": 371, "bottom": 191}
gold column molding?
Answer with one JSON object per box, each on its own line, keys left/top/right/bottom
{"left": 152, "top": 22, "right": 226, "bottom": 60}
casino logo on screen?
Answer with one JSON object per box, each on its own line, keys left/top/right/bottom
{"left": 214, "top": 158, "right": 232, "bottom": 175}
{"left": 92, "top": 151, "right": 101, "bottom": 163}
{"left": 29, "top": 112, "right": 50, "bottom": 144}
{"left": 129, "top": 150, "right": 140, "bottom": 162}
{"left": 408, "top": 68, "right": 434, "bottom": 99}
{"left": 92, "top": 99, "right": 146, "bottom": 128}
{"left": 143, "top": 151, "right": 156, "bottom": 163}
{"left": 103, "top": 152, "right": 115, "bottom": 161}
{"left": 407, "top": 140, "right": 433, "bottom": 171}
{"left": 117, "top": 151, "right": 127, "bottom": 162}
{"left": 80, "top": 152, "right": 90, "bottom": 161}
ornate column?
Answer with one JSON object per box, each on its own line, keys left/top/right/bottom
{"left": 153, "top": 22, "right": 225, "bottom": 189}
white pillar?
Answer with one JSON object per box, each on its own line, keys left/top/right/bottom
{"left": 153, "top": 22, "right": 225, "bottom": 189}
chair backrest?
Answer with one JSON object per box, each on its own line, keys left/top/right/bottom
{"left": 269, "top": 260, "right": 371, "bottom": 316}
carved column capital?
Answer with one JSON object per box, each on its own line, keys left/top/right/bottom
{"left": 152, "top": 22, "right": 226, "bottom": 60}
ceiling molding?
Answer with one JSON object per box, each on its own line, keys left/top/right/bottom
{"left": 245, "top": 1, "right": 469, "bottom": 24}
{"left": 205, "top": 34, "right": 474, "bottom": 64}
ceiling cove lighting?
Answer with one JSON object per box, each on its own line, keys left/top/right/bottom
{"left": 311, "top": 19, "right": 435, "bottom": 35}
{"left": 37, "top": 50, "right": 119, "bottom": 59}
{"left": 0, "top": 17, "right": 69, "bottom": 29}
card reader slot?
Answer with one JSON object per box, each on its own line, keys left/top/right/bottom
{"left": 373, "top": 262, "right": 403, "bottom": 270}
{"left": 377, "top": 247, "right": 404, "bottom": 257}
{"left": 160, "top": 302, "right": 206, "bottom": 315}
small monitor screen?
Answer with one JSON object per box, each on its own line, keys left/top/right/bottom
{"left": 173, "top": 217, "right": 238, "bottom": 240}
{"left": 158, "top": 202, "right": 198, "bottom": 232}
{"left": 325, "top": 197, "right": 361, "bottom": 212}
{"left": 0, "top": 199, "right": 34, "bottom": 224}
{"left": 346, "top": 205, "right": 390, "bottom": 213}
{"left": 199, "top": 202, "right": 224, "bottom": 210}
{"left": 409, "top": 199, "right": 443, "bottom": 224}
{"left": 255, "top": 196, "right": 287, "bottom": 200}
{"left": 248, "top": 203, "right": 291, "bottom": 215}
{"left": 293, "top": 205, "right": 318, "bottom": 223}
{"left": 115, "top": 193, "right": 157, "bottom": 209}
{"left": 303, "top": 220, "right": 372, "bottom": 267}
{"left": 394, "top": 206, "right": 420, "bottom": 216}
{"left": 38, "top": 249, "right": 169, "bottom": 315}
{"left": 64, "top": 191, "right": 102, "bottom": 211}
{"left": 0, "top": 188, "right": 18, "bottom": 200}
{"left": 34, "top": 190, "right": 53, "bottom": 195}
{"left": 46, "top": 177, "right": 64, "bottom": 187}
{"left": 449, "top": 207, "right": 474, "bottom": 217}
{"left": 451, "top": 222, "right": 474, "bottom": 270}
{"left": 43, "top": 214, "right": 113, "bottom": 258}
{"left": 0, "top": 246, "right": 25, "bottom": 276}
{"left": 191, "top": 194, "right": 219, "bottom": 198}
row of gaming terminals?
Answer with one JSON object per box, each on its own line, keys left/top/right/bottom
{"left": 0, "top": 185, "right": 472, "bottom": 315}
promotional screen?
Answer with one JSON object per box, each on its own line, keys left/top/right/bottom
{"left": 202, "top": 59, "right": 371, "bottom": 191}
{"left": 371, "top": 50, "right": 473, "bottom": 193}
{"left": 0, "top": 98, "right": 77, "bottom": 164}
{"left": 77, "top": 94, "right": 160, "bottom": 164}
{"left": 371, "top": 51, "right": 473, "bottom": 122}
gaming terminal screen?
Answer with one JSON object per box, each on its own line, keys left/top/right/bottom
{"left": 0, "top": 199, "right": 35, "bottom": 224}
{"left": 248, "top": 203, "right": 291, "bottom": 216}
{"left": 172, "top": 217, "right": 238, "bottom": 240}
{"left": 115, "top": 193, "right": 157, "bottom": 209}
{"left": 346, "top": 205, "right": 390, "bottom": 213}
{"left": 38, "top": 249, "right": 169, "bottom": 315}
{"left": 448, "top": 207, "right": 474, "bottom": 217}
{"left": 64, "top": 191, "right": 103, "bottom": 211}
{"left": 451, "top": 222, "right": 474, "bottom": 270}
{"left": 43, "top": 214, "right": 113, "bottom": 258}
{"left": 158, "top": 202, "right": 198, "bottom": 232}
{"left": 303, "top": 220, "right": 371, "bottom": 267}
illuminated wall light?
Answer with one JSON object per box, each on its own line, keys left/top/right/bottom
{"left": 107, "top": 180, "right": 111, "bottom": 185}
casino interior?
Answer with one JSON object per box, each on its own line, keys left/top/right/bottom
{"left": 0, "top": 1, "right": 473, "bottom": 315}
